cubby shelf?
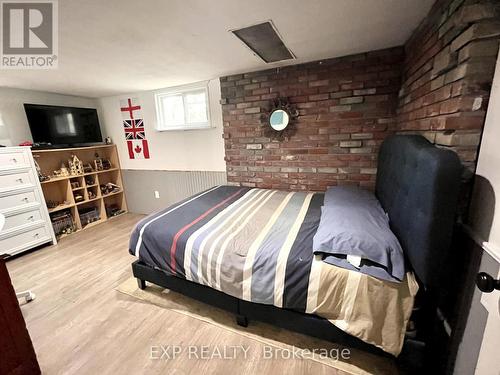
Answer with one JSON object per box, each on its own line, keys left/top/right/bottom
{"left": 102, "top": 190, "right": 123, "bottom": 198}
{"left": 107, "top": 212, "right": 126, "bottom": 221}
{"left": 32, "top": 144, "right": 128, "bottom": 239}
{"left": 41, "top": 168, "right": 121, "bottom": 184}
{"left": 76, "top": 196, "right": 101, "bottom": 205}
{"left": 48, "top": 203, "right": 75, "bottom": 214}
{"left": 85, "top": 167, "right": 119, "bottom": 176}
{"left": 41, "top": 176, "right": 69, "bottom": 184}
{"left": 81, "top": 220, "right": 104, "bottom": 230}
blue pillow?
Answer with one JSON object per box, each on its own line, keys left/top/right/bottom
{"left": 313, "top": 186, "right": 405, "bottom": 282}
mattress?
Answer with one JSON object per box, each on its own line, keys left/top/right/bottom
{"left": 129, "top": 185, "right": 418, "bottom": 355}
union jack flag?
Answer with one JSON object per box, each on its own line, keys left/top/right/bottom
{"left": 123, "top": 119, "right": 145, "bottom": 140}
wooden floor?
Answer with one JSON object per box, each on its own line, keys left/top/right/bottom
{"left": 7, "top": 214, "right": 347, "bottom": 375}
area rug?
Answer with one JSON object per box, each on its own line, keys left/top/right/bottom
{"left": 116, "top": 277, "right": 398, "bottom": 375}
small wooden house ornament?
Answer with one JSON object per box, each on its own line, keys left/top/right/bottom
{"left": 69, "top": 154, "right": 84, "bottom": 175}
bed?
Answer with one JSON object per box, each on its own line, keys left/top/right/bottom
{"left": 129, "top": 135, "right": 462, "bottom": 360}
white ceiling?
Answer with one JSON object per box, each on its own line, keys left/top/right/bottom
{"left": 0, "top": 0, "right": 434, "bottom": 98}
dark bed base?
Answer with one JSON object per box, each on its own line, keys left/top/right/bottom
{"left": 132, "top": 260, "right": 426, "bottom": 371}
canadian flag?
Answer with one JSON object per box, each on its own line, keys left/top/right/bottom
{"left": 127, "top": 139, "right": 150, "bottom": 159}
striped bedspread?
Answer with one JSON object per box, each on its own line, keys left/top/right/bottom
{"left": 129, "top": 185, "right": 418, "bottom": 355}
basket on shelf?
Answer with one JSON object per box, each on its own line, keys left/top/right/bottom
{"left": 106, "top": 203, "right": 126, "bottom": 218}
{"left": 79, "top": 207, "right": 100, "bottom": 226}
{"left": 50, "top": 210, "right": 76, "bottom": 236}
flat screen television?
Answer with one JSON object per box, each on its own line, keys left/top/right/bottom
{"left": 24, "top": 104, "right": 103, "bottom": 148}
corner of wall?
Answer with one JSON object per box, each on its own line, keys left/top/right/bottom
{"left": 396, "top": 0, "right": 500, "bottom": 174}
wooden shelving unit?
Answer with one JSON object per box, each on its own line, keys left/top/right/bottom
{"left": 32, "top": 144, "right": 128, "bottom": 239}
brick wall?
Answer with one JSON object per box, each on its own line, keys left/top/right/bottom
{"left": 397, "top": 0, "right": 500, "bottom": 173}
{"left": 220, "top": 47, "right": 404, "bottom": 191}
{"left": 220, "top": 0, "right": 500, "bottom": 191}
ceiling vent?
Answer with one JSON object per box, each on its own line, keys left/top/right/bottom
{"left": 231, "top": 21, "right": 295, "bottom": 63}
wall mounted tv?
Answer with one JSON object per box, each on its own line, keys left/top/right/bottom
{"left": 24, "top": 104, "right": 103, "bottom": 148}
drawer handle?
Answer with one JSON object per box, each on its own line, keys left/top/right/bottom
{"left": 28, "top": 215, "right": 34, "bottom": 221}
{"left": 33, "top": 233, "right": 39, "bottom": 238}
{"left": 16, "top": 178, "right": 23, "bottom": 183}
{"left": 11, "top": 158, "right": 18, "bottom": 163}
{"left": 22, "top": 197, "right": 29, "bottom": 202}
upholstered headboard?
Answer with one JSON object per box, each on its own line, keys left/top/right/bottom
{"left": 375, "top": 135, "right": 462, "bottom": 288}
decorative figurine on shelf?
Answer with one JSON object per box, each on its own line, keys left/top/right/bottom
{"left": 100, "top": 182, "right": 121, "bottom": 195}
{"left": 63, "top": 226, "right": 75, "bottom": 235}
{"left": 74, "top": 194, "right": 84, "bottom": 203}
{"left": 68, "top": 154, "right": 84, "bottom": 176}
{"left": 93, "top": 152, "right": 112, "bottom": 171}
{"left": 87, "top": 190, "right": 96, "bottom": 199}
{"left": 70, "top": 181, "right": 80, "bottom": 189}
{"left": 94, "top": 152, "right": 102, "bottom": 171}
{"left": 94, "top": 159, "right": 103, "bottom": 171}
{"left": 85, "top": 176, "right": 95, "bottom": 185}
{"left": 53, "top": 163, "right": 70, "bottom": 178}
{"left": 33, "top": 157, "right": 50, "bottom": 182}
{"left": 105, "top": 137, "right": 112, "bottom": 145}
{"left": 83, "top": 163, "right": 94, "bottom": 174}
{"left": 102, "top": 159, "right": 112, "bottom": 170}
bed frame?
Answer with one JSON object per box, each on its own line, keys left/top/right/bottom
{"left": 131, "top": 135, "right": 462, "bottom": 370}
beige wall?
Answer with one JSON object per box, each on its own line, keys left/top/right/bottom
{"left": 0, "top": 88, "right": 98, "bottom": 146}
{"left": 98, "top": 79, "right": 225, "bottom": 172}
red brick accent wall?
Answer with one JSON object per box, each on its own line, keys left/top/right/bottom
{"left": 397, "top": 0, "right": 500, "bottom": 172}
{"left": 220, "top": 47, "right": 404, "bottom": 191}
{"left": 221, "top": 0, "right": 500, "bottom": 191}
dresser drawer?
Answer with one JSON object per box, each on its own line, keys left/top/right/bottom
{"left": 0, "top": 226, "right": 49, "bottom": 255}
{"left": 2, "top": 210, "right": 43, "bottom": 231}
{"left": 0, "top": 190, "right": 37, "bottom": 210}
{"left": 0, "top": 151, "right": 28, "bottom": 167}
{"left": 0, "top": 171, "right": 34, "bottom": 189}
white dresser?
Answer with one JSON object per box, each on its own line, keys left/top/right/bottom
{"left": 0, "top": 147, "right": 56, "bottom": 256}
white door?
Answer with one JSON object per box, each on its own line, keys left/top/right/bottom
{"left": 454, "top": 249, "right": 500, "bottom": 375}
{"left": 474, "top": 257, "right": 500, "bottom": 375}
{"left": 458, "top": 49, "right": 500, "bottom": 375}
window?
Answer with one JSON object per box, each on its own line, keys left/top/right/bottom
{"left": 155, "top": 82, "right": 211, "bottom": 131}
